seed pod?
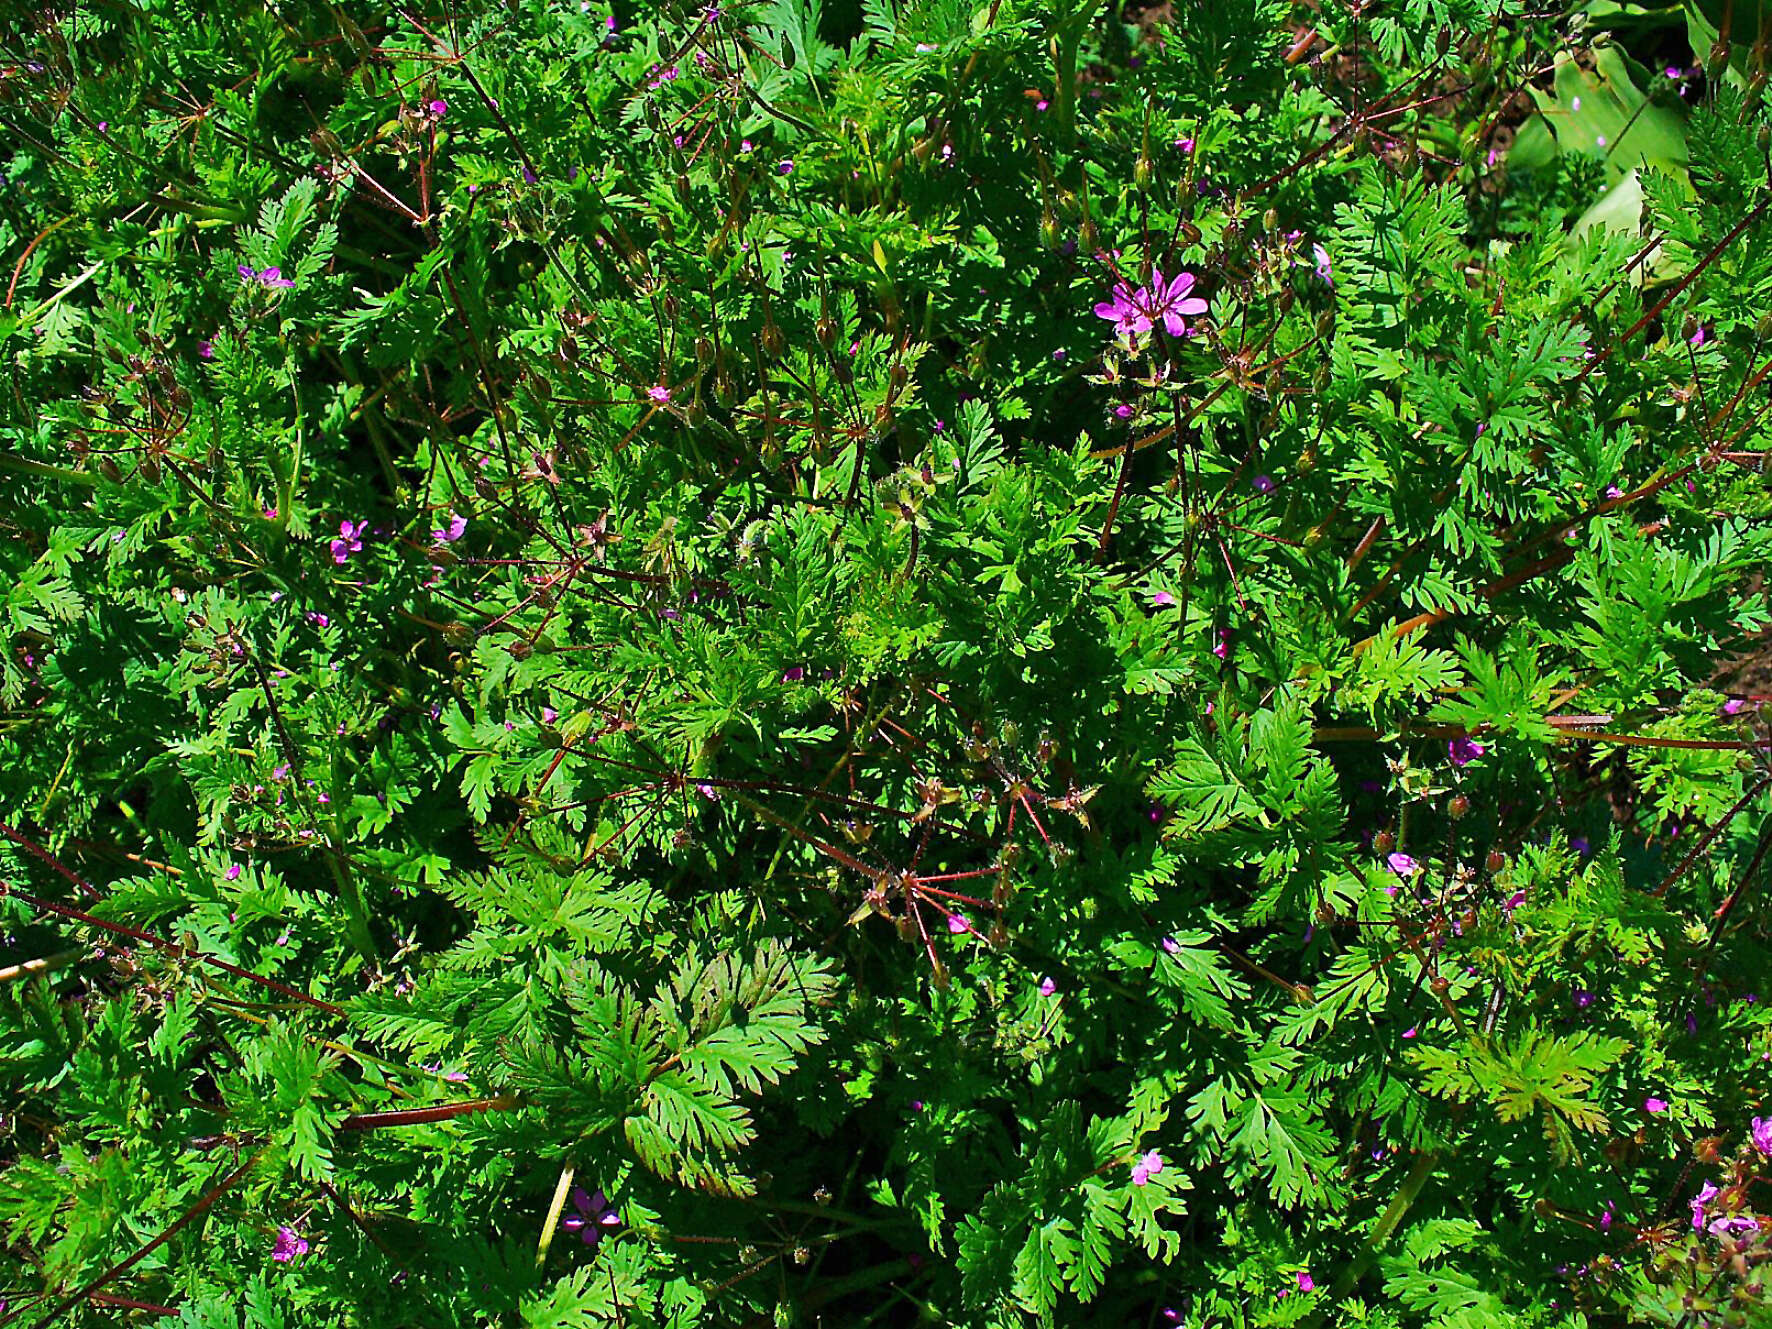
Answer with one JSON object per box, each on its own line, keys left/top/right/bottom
{"left": 508, "top": 639, "right": 532, "bottom": 661}
{"left": 139, "top": 455, "right": 160, "bottom": 483}
{"left": 1449, "top": 793, "right": 1470, "bottom": 819}
{"left": 1486, "top": 848, "right": 1506, "bottom": 874}
{"left": 1374, "top": 830, "right": 1395, "bottom": 855}
{"left": 1179, "top": 221, "right": 1202, "bottom": 248}
{"left": 1436, "top": 26, "right": 1452, "bottom": 56}
{"left": 816, "top": 317, "right": 836, "bottom": 350}
{"left": 695, "top": 336, "right": 715, "bottom": 365}
{"left": 98, "top": 455, "right": 121, "bottom": 483}
{"left": 762, "top": 322, "right": 785, "bottom": 356}
{"left": 1078, "top": 218, "right": 1099, "bottom": 252}
{"left": 1709, "top": 40, "right": 1731, "bottom": 78}
{"left": 1430, "top": 975, "right": 1449, "bottom": 994}
{"left": 1040, "top": 215, "right": 1063, "bottom": 251}
{"left": 1682, "top": 314, "right": 1700, "bottom": 342}
{"left": 890, "top": 363, "right": 910, "bottom": 391}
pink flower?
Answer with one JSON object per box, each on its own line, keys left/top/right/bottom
{"left": 1296, "top": 1272, "right": 1315, "bottom": 1293}
{"left": 224, "top": 865, "right": 241, "bottom": 881}
{"left": 1093, "top": 269, "right": 1209, "bottom": 341}
{"left": 1212, "top": 630, "right": 1229, "bottom": 659}
{"left": 1752, "top": 1117, "right": 1772, "bottom": 1156}
{"left": 1387, "top": 852, "right": 1419, "bottom": 877}
{"left": 1448, "top": 736, "right": 1485, "bottom": 766}
{"left": 1131, "top": 1150, "right": 1163, "bottom": 1185}
{"left": 272, "top": 1226, "right": 309, "bottom": 1262}
{"left": 947, "top": 914, "right": 971, "bottom": 934}
{"left": 330, "top": 519, "right": 365, "bottom": 563}
{"left": 1312, "top": 243, "right": 1333, "bottom": 289}
{"left": 238, "top": 264, "right": 295, "bottom": 290}
{"left": 432, "top": 513, "right": 468, "bottom": 543}
{"left": 1644, "top": 1096, "right": 1669, "bottom": 1114}
{"left": 1039, "top": 976, "right": 1056, "bottom": 996}
{"left": 427, "top": 98, "right": 447, "bottom": 118}
{"left": 1160, "top": 935, "right": 1181, "bottom": 954}
{"left": 648, "top": 384, "right": 671, "bottom": 404}
{"left": 1691, "top": 1181, "right": 1720, "bottom": 1230}
{"left": 1151, "top": 590, "right": 1176, "bottom": 608}
{"left": 197, "top": 338, "right": 215, "bottom": 359}
{"left": 1174, "top": 137, "right": 1194, "bottom": 153}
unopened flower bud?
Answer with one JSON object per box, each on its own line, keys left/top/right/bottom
{"left": 1449, "top": 793, "right": 1470, "bottom": 819}
{"left": 1135, "top": 156, "right": 1155, "bottom": 188}
{"left": 1709, "top": 40, "right": 1731, "bottom": 78}
{"left": 1757, "top": 311, "right": 1772, "bottom": 341}
{"left": 1374, "top": 830, "right": 1395, "bottom": 855}
{"left": 695, "top": 336, "right": 715, "bottom": 365}
{"left": 817, "top": 317, "right": 836, "bottom": 350}
{"left": 1263, "top": 207, "right": 1279, "bottom": 232}
{"left": 762, "top": 322, "right": 785, "bottom": 356}
{"left": 1436, "top": 26, "right": 1452, "bottom": 56}
{"left": 1486, "top": 849, "right": 1506, "bottom": 874}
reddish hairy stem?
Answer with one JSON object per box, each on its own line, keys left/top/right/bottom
{"left": 338, "top": 1096, "right": 518, "bottom": 1131}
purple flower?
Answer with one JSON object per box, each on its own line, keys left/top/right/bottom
{"left": 1689, "top": 323, "right": 1713, "bottom": 348}
{"left": 1252, "top": 474, "right": 1275, "bottom": 493}
{"left": 225, "top": 865, "right": 241, "bottom": 881}
{"left": 1039, "top": 976, "right": 1056, "bottom": 996}
{"left": 1402, "top": 1026, "right": 1417, "bottom": 1039}
{"left": 1093, "top": 269, "right": 1209, "bottom": 341}
{"left": 197, "top": 338, "right": 215, "bottom": 359}
{"left": 1212, "top": 630, "right": 1229, "bottom": 660}
{"left": 1161, "top": 935, "right": 1180, "bottom": 955}
{"left": 1644, "top": 1096, "right": 1669, "bottom": 1114}
{"left": 1448, "top": 736, "right": 1485, "bottom": 766}
{"left": 781, "top": 666, "right": 805, "bottom": 683}
{"left": 778, "top": 159, "right": 794, "bottom": 175}
{"left": 1130, "top": 1150, "right": 1163, "bottom": 1185}
{"left": 1691, "top": 1181, "right": 1721, "bottom": 1231}
{"left": 1174, "top": 137, "right": 1194, "bottom": 153}
{"left": 1387, "top": 852, "right": 1419, "bottom": 877}
{"left": 1600, "top": 1201, "right": 1615, "bottom": 1231}
{"left": 427, "top": 98, "right": 447, "bottom": 118}
{"left": 1752, "top": 1117, "right": 1772, "bottom": 1157}
{"left": 432, "top": 513, "right": 467, "bottom": 543}
{"left": 561, "top": 1187, "right": 623, "bottom": 1248}
{"left": 1297, "top": 1272, "right": 1316, "bottom": 1293}
{"left": 238, "top": 265, "right": 295, "bottom": 290}
{"left": 1312, "top": 243, "right": 1333, "bottom": 289}
{"left": 272, "top": 1226, "right": 309, "bottom": 1263}
{"left": 330, "top": 519, "right": 365, "bottom": 564}
{"left": 1573, "top": 990, "right": 1595, "bottom": 1009}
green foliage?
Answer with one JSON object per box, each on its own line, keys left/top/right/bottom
{"left": 2, "top": 0, "right": 1771, "bottom": 1325}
